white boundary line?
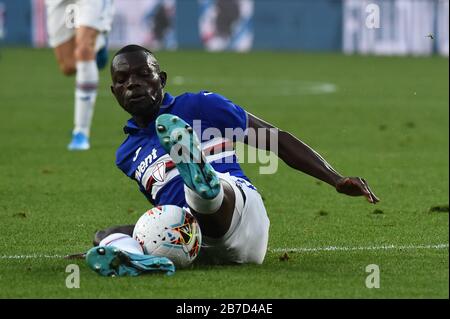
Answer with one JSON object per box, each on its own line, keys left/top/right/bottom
{"left": 0, "top": 244, "right": 448, "bottom": 260}
{"left": 270, "top": 243, "right": 449, "bottom": 253}
{"left": 0, "top": 254, "right": 65, "bottom": 260}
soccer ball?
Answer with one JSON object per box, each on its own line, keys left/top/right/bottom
{"left": 133, "top": 205, "right": 202, "bottom": 268}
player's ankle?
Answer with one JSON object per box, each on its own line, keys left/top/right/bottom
{"left": 185, "top": 182, "right": 224, "bottom": 215}
{"left": 73, "top": 127, "right": 90, "bottom": 137}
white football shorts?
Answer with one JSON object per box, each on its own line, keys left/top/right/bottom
{"left": 196, "top": 173, "right": 270, "bottom": 265}
{"left": 45, "top": 0, "right": 114, "bottom": 48}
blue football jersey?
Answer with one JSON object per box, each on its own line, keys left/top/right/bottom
{"left": 116, "top": 91, "right": 250, "bottom": 207}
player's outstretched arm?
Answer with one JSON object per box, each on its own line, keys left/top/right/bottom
{"left": 244, "top": 113, "right": 379, "bottom": 204}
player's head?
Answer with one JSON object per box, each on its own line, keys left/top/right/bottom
{"left": 110, "top": 44, "right": 167, "bottom": 122}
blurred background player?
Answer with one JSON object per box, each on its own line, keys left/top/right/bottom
{"left": 45, "top": 0, "right": 114, "bottom": 150}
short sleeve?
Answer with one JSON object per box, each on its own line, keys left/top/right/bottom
{"left": 197, "top": 91, "right": 248, "bottom": 140}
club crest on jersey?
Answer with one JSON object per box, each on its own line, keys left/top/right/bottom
{"left": 139, "top": 155, "right": 177, "bottom": 195}
{"left": 151, "top": 161, "right": 166, "bottom": 183}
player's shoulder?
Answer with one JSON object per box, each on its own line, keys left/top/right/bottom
{"left": 175, "top": 90, "right": 225, "bottom": 102}
{"left": 173, "top": 91, "right": 216, "bottom": 103}
{"left": 170, "top": 91, "right": 225, "bottom": 115}
{"left": 197, "top": 90, "right": 227, "bottom": 100}
{"left": 186, "top": 91, "right": 235, "bottom": 111}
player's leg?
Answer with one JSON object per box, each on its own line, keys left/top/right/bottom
{"left": 53, "top": 38, "right": 76, "bottom": 75}
{"left": 91, "top": 226, "right": 147, "bottom": 271}
{"left": 206, "top": 175, "right": 270, "bottom": 264}
{"left": 155, "top": 114, "right": 270, "bottom": 264}
{"left": 90, "top": 192, "right": 235, "bottom": 242}
{"left": 88, "top": 225, "right": 176, "bottom": 276}
{"left": 67, "top": 25, "right": 99, "bottom": 150}
{"left": 68, "top": 0, "right": 114, "bottom": 150}
{"left": 92, "top": 183, "right": 235, "bottom": 245}
{"left": 93, "top": 224, "right": 135, "bottom": 246}
{"left": 190, "top": 179, "right": 236, "bottom": 238}
{"left": 85, "top": 244, "right": 175, "bottom": 277}
{"left": 155, "top": 114, "right": 237, "bottom": 238}
{"left": 77, "top": 0, "right": 114, "bottom": 69}
{"left": 87, "top": 231, "right": 175, "bottom": 276}
{"left": 45, "top": 0, "right": 77, "bottom": 75}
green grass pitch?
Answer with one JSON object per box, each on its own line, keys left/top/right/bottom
{"left": 0, "top": 48, "right": 448, "bottom": 298}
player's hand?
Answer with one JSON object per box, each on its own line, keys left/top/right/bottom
{"left": 335, "top": 177, "right": 380, "bottom": 204}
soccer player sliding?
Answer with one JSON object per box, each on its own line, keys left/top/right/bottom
{"left": 84, "top": 45, "right": 379, "bottom": 276}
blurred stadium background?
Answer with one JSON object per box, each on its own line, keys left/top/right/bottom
{"left": 1, "top": 0, "right": 448, "bottom": 55}
{"left": 0, "top": 0, "right": 448, "bottom": 298}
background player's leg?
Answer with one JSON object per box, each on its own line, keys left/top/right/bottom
{"left": 68, "top": 26, "right": 99, "bottom": 150}
{"left": 53, "top": 37, "right": 76, "bottom": 76}
{"left": 46, "top": 0, "right": 77, "bottom": 75}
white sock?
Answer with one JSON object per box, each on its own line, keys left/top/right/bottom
{"left": 74, "top": 60, "right": 98, "bottom": 137}
{"left": 99, "top": 233, "right": 144, "bottom": 255}
{"left": 184, "top": 182, "right": 224, "bottom": 215}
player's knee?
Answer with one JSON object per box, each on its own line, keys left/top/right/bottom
{"left": 59, "top": 61, "right": 76, "bottom": 76}
{"left": 75, "top": 43, "right": 96, "bottom": 61}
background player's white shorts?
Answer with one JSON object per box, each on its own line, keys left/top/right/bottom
{"left": 45, "top": 0, "right": 114, "bottom": 48}
{"left": 197, "top": 173, "right": 270, "bottom": 265}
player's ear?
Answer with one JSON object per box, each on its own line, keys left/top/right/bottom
{"left": 159, "top": 71, "right": 167, "bottom": 88}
